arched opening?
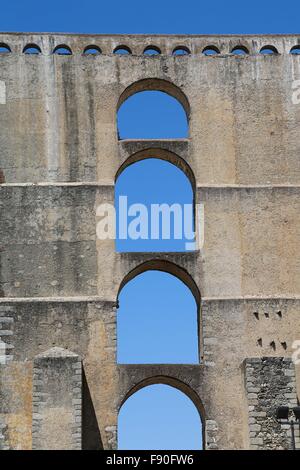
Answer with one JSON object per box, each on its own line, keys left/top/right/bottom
{"left": 23, "top": 44, "right": 41, "bottom": 55}
{"left": 173, "top": 46, "right": 190, "bottom": 56}
{"left": 0, "top": 43, "right": 11, "bottom": 54}
{"left": 115, "top": 152, "right": 195, "bottom": 252}
{"left": 143, "top": 46, "right": 161, "bottom": 55}
{"left": 53, "top": 45, "right": 72, "bottom": 55}
{"left": 290, "top": 46, "right": 300, "bottom": 55}
{"left": 231, "top": 45, "right": 249, "bottom": 55}
{"left": 114, "top": 45, "right": 132, "bottom": 55}
{"left": 83, "top": 45, "right": 101, "bottom": 55}
{"left": 118, "top": 259, "right": 200, "bottom": 301}
{"left": 118, "top": 382, "right": 203, "bottom": 450}
{"left": 202, "top": 45, "right": 220, "bottom": 56}
{"left": 260, "top": 45, "right": 278, "bottom": 55}
{"left": 117, "top": 79, "right": 189, "bottom": 139}
{"left": 117, "top": 260, "right": 200, "bottom": 364}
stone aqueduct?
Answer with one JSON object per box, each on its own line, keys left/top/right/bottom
{"left": 0, "top": 33, "right": 300, "bottom": 450}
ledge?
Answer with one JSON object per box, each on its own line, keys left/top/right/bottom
{"left": 202, "top": 295, "right": 300, "bottom": 302}
{"left": 1, "top": 295, "right": 299, "bottom": 304}
{"left": 0, "top": 296, "right": 116, "bottom": 304}
{"left": 2, "top": 182, "right": 300, "bottom": 189}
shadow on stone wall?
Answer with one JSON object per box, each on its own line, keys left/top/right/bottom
{"left": 82, "top": 369, "right": 103, "bottom": 450}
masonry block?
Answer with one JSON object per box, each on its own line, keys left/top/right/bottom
{"left": 32, "top": 347, "right": 82, "bottom": 450}
{"left": 245, "top": 357, "right": 299, "bottom": 450}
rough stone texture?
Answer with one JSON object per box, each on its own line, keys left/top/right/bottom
{"left": 0, "top": 300, "right": 116, "bottom": 449}
{"left": 0, "top": 414, "right": 9, "bottom": 450}
{"left": 205, "top": 420, "right": 219, "bottom": 450}
{"left": 0, "top": 306, "right": 14, "bottom": 363}
{"left": 0, "top": 32, "right": 299, "bottom": 450}
{"left": 32, "top": 347, "right": 82, "bottom": 450}
{"left": 245, "top": 358, "right": 300, "bottom": 450}
{"left": 0, "top": 186, "right": 97, "bottom": 297}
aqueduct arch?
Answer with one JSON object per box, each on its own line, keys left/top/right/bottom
{"left": 118, "top": 377, "right": 205, "bottom": 449}
{"left": 117, "top": 259, "right": 201, "bottom": 364}
{"left": 116, "top": 78, "right": 190, "bottom": 139}
{"left": 119, "top": 375, "right": 205, "bottom": 417}
{"left": 0, "top": 32, "right": 299, "bottom": 451}
{"left": 117, "top": 259, "right": 200, "bottom": 305}
{"left": 115, "top": 148, "right": 196, "bottom": 190}
{"left": 117, "top": 78, "right": 191, "bottom": 122}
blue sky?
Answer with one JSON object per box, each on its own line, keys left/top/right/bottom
{"left": 118, "top": 384, "right": 202, "bottom": 450}
{"left": 3, "top": 0, "right": 298, "bottom": 450}
{"left": 116, "top": 92, "right": 200, "bottom": 447}
{"left": 117, "top": 271, "right": 198, "bottom": 364}
{"left": 115, "top": 159, "right": 193, "bottom": 253}
{"left": 2, "top": 0, "right": 300, "bottom": 34}
{"left": 117, "top": 272, "right": 201, "bottom": 449}
{"left": 116, "top": 92, "right": 192, "bottom": 252}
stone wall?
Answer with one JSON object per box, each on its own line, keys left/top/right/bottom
{"left": 0, "top": 414, "right": 9, "bottom": 450}
{"left": 0, "top": 32, "right": 299, "bottom": 449}
{"left": 245, "top": 358, "right": 300, "bottom": 450}
{"left": 0, "top": 305, "right": 14, "bottom": 364}
{"left": 32, "top": 347, "right": 82, "bottom": 450}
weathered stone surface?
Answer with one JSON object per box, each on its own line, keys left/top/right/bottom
{"left": 32, "top": 348, "right": 82, "bottom": 450}
{"left": 245, "top": 358, "right": 299, "bottom": 450}
{"left": 0, "top": 32, "right": 299, "bottom": 450}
